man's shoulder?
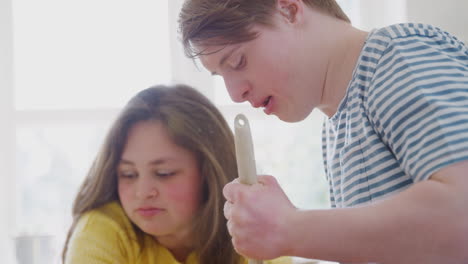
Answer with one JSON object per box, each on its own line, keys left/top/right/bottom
{"left": 373, "top": 23, "right": 442, "bottom": 40}
{"left": 363, "top": 23, "right": 458, "bottom": 54}
{"left": 361, "top": 22, "right": 467, "bottom": 75}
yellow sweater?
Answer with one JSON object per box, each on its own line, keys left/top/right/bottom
{"left": 65, "top": 202, "right": 291, "bottom": 264}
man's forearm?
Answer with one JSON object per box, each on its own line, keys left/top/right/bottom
{"left": 285, "top": 167, "right": 468, "bottom": 263}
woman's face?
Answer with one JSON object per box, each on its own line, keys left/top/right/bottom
{"left": 117, "top": 120, "right": 202, "bottom": 243}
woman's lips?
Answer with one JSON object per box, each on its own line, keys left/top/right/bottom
{"left": 136, "top": 207, "right": 164, "bottom": 217}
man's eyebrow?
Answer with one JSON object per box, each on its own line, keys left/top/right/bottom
{"left": 211, "top": 46, "right": 241, "bottom": 76}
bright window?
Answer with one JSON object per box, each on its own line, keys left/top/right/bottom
{"left": 10, "top": 1, "right": 171, "bottom": 263}
{"left": 13, "top": 0, "right": 170, "bottom": 110}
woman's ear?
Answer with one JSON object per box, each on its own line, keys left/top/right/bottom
{"left": 277, "top": 0, "right": 303, "bottom": 23}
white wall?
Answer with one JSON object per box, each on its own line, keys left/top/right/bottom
{"left": 168, "top": 0, "right": 215, "bottom": 99}
{"left": 353, "top": 0, "right": 468, "bottom": 43}
{"left": 407, "top": 0, "right": 468, "bottom": 43}
{"left": 0, "top": 0, "right": 16, "bottom": 262}
{"left": 353, "top": 0, "right": 407, "bottom": 30}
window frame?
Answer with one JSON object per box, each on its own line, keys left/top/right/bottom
{"left": 0, "top": 0, "right": 17, "bottom": 261}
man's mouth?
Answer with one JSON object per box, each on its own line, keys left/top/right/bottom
{"left": 263, "top": 96, "right": 272, "bottom": 108}
{"left": 262, "top": 96, "right": 274, "bottom": 115}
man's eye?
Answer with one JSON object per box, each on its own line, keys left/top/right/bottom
{"left": 235, "top": 55, "right": 246, "bottom": 69}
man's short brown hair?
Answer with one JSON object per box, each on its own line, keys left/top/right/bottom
{"left": 179, "top": 0, "right": 350, "bottom": 58}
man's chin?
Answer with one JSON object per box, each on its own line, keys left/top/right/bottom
{"left": 277, "top": 113, "right": 308, "bottom": 123}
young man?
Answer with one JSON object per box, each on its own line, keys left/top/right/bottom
{"left": 179, "top": 0, "right": 468, "bottom": 263}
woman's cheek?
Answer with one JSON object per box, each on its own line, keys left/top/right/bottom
{"left": 167, "top": 182, "right": 202, "bottom": 214}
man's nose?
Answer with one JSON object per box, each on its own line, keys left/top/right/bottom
{"left": 224, "top": 77, "right": 250, "bottom": 103}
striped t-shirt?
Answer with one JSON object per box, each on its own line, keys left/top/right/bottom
{"left": 322, "top": 23, "right": 468, "bottom": 208}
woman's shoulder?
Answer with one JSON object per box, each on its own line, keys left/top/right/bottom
{"left": 265, "top": 256, "right": 293, "bottom": 264}
{"left": 237, "top": 256, "right": 292, "bottom": 264}
{"left": 82, "top": 201, "right": 127, "bottom": 222}
{"left": 75, "top": 201, "right": 136, "bottom": 240}
{"left": 65, "top": 201, "right": 141, "bottom": 263}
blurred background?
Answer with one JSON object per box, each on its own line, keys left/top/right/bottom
{"left": 0, "top": 0, "right": 467, "bottom": 263}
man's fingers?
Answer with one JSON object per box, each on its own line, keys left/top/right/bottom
{"left": 227, "top": 219, "right": 234, "bottom": 237}
{"left": 222, "top": 179, "right": 242, "bottom": 203}
{"left": 257, "top": 174, "right": 278, "bottom": 186}
{"left": 223, "top": 201, "right": 232, "bottom": 219}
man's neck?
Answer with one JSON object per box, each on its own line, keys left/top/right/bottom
{"left": 319, "top": 26, "right": 369, "bottom": 118}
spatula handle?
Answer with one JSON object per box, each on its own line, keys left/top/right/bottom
{"left": 234, "top": 114, "right": 264, "bottom": 264}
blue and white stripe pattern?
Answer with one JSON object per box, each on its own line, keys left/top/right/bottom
{"left": 322, "top": 23, "right": 468, "bottom": 208}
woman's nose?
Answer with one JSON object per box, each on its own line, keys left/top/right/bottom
{"left": 135, "top": 176, "right": 158, "bottom": 199}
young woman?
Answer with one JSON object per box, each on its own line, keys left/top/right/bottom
{"left": 62, "top": 84, "right": 290, "bottom": 264}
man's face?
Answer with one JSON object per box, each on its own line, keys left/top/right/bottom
{"left": 196, "top": 20, "right": 326, "bottom": 122}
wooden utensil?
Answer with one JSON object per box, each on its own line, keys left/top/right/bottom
{"left": 234, "top": 114, "right": 263, "bottom": 264}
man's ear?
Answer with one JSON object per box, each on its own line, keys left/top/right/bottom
{"left": 277, "top": 0, "right": 303, "bottom": 23}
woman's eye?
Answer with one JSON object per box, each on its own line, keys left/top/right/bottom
{"left": 119, "top": 172, "right": 137, "bottom": 179}
{"left": 155, "top": 171, "right": 176, "bottom": 178}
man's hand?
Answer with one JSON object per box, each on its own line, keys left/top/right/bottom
{"left": 223, "top": 175, "right": 297, "bottom": 259}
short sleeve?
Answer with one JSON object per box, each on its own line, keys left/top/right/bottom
{"left": 366, "top": 26, "right": 468, "bottom": 182}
